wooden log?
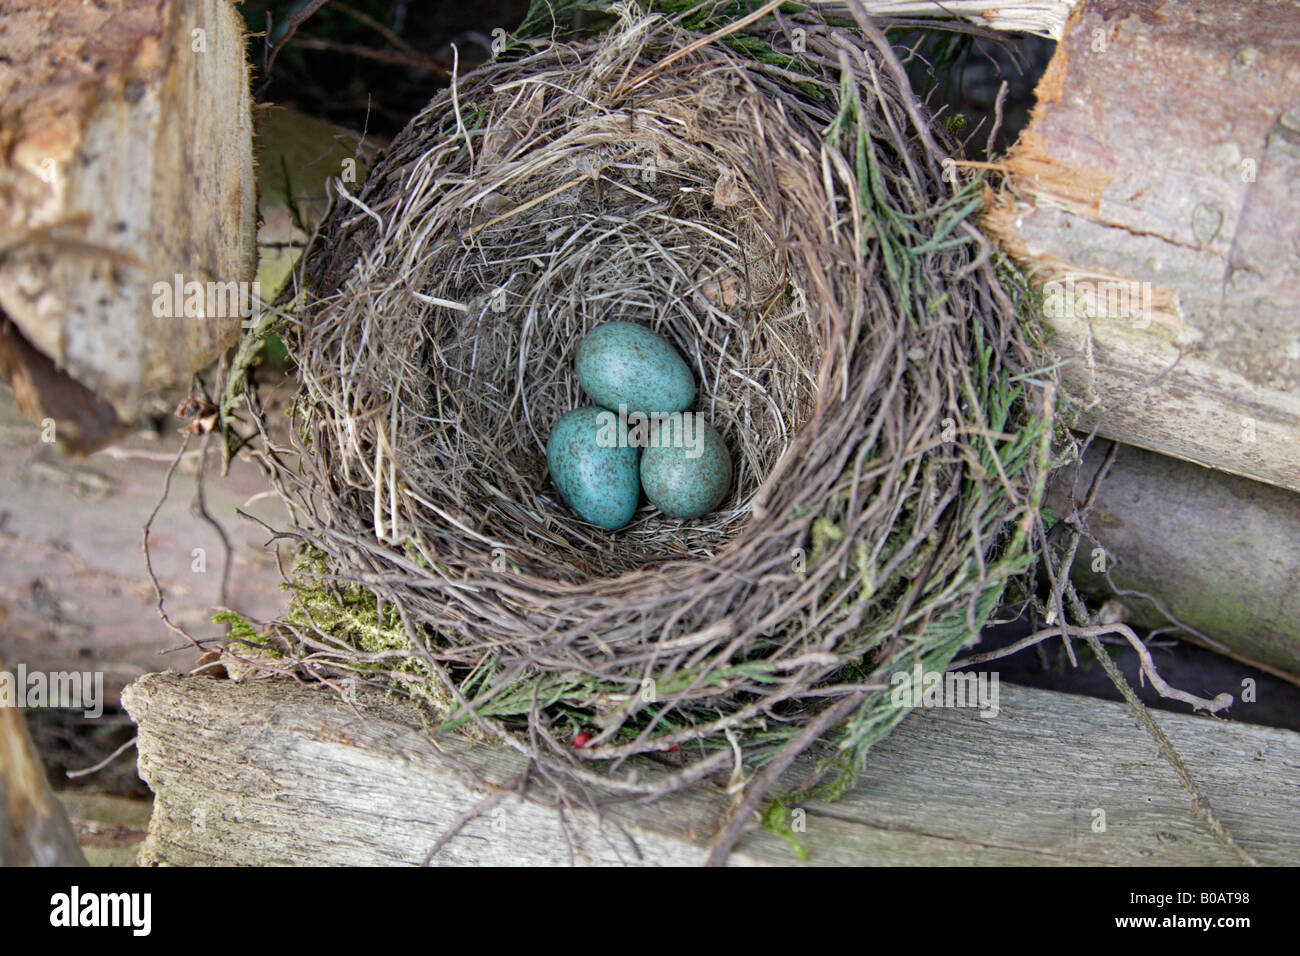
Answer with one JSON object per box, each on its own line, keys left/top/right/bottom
{"left": 1048, "top": 439, "right": 1300, "bottom": 682}
{"left": 984, "top": 0, "right": 1300, "bottom": 493}
{"left": 0, "top": 0, "right": 256, "bottom": 450}
{"left": 122, "top": 671, "right": 1300, "bottom": 865}
{"left": 0, "top": 658, "right": 87, "bottom": 866}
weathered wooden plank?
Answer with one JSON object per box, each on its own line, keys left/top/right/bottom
{"left": 0, "top": 391, "right": 291, "bottom": 707}
{"left": 122, "top": 672, "right": 1300, "bottom": 866}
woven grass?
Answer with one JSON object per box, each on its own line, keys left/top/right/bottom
{"left": 235, "top": 3, "right": 1052, "bottom": 837}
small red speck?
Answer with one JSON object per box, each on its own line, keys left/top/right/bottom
{"left": 660, "top": 744, "right": 680, "bottom": 753}
{"left": 573, "top": 732, "right": 593, "bottom": 749}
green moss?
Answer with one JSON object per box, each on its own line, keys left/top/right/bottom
{"left": 762, "top": 799, "right": 809, "bottom": 860}
{"left": 213, "top": 609, "right": 280, "bottom": 656}
{"left": 287, "top": 569, "right": 406, "bottom": 655}
{"left": 809, "top": 516, "right": 843, "bottom": 562}
{"left": 853, "top": 539, "right": 876, "bottom": 602}
{"left": 281, "top": 548, "right": 453, "bottom": 712}
{"left": 401, "top": 538, "right": 430, "bottom": 569}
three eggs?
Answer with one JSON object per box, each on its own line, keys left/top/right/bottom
{"left": 546, "top": 322, "right": 733, "bottom": 530}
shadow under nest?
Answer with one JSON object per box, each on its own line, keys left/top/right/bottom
{"left": 238, "top": 11, "right": 1049, "bottom": 819}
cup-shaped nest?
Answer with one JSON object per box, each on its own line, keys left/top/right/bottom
{"left": 260, "top": 10, "right": 1048, "bottom": 808}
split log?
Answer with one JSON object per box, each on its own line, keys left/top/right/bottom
{"left": 1048, "top": 440, "right": 1300, "bottom": 682}
{"left": 0, "top": 658, "right": 87, "bottom": 866}
{"left": 122, "top": 671, "right": 1300, "bottom": 865}
{"left": 0, "top": 0, "right": 256, "bottom": 451}
{"left": 985, "top": 0, "right": 1300, "bottom": 493}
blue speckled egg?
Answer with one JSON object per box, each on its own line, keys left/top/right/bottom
{"left": 640, "top": 417, "right": 732, "bottom": 519}
{"left": 546, "top": 406, "right": 641, "bottom": 530}
{"left": 575, "top": 322, "right": 695, "bottom": 417}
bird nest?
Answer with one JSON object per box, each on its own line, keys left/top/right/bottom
{"left": 236, "top": 8, "right": 1050, "bottom": 840}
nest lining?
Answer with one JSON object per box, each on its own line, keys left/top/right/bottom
{"left": 420, "top": 139, "right": 819, "bottom": 577}
{"left": 251, "top": 9, "right": 1048, "bottom": 812}
{"left": 306, "top": 59, "right": 829, "bottom": 580}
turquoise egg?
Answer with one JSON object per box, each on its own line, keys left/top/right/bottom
{"left": 546, "top": 406, "right": 641, "bottom": 530}
{"left": 575, "top": 322, "right": 695, "bottom": 417}
{"left": 640, "top": 417, "right": 732, "bottom": 519}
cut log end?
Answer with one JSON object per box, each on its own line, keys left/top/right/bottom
{"left": 0, "top": 0, "right": 257, "bottom": 446}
